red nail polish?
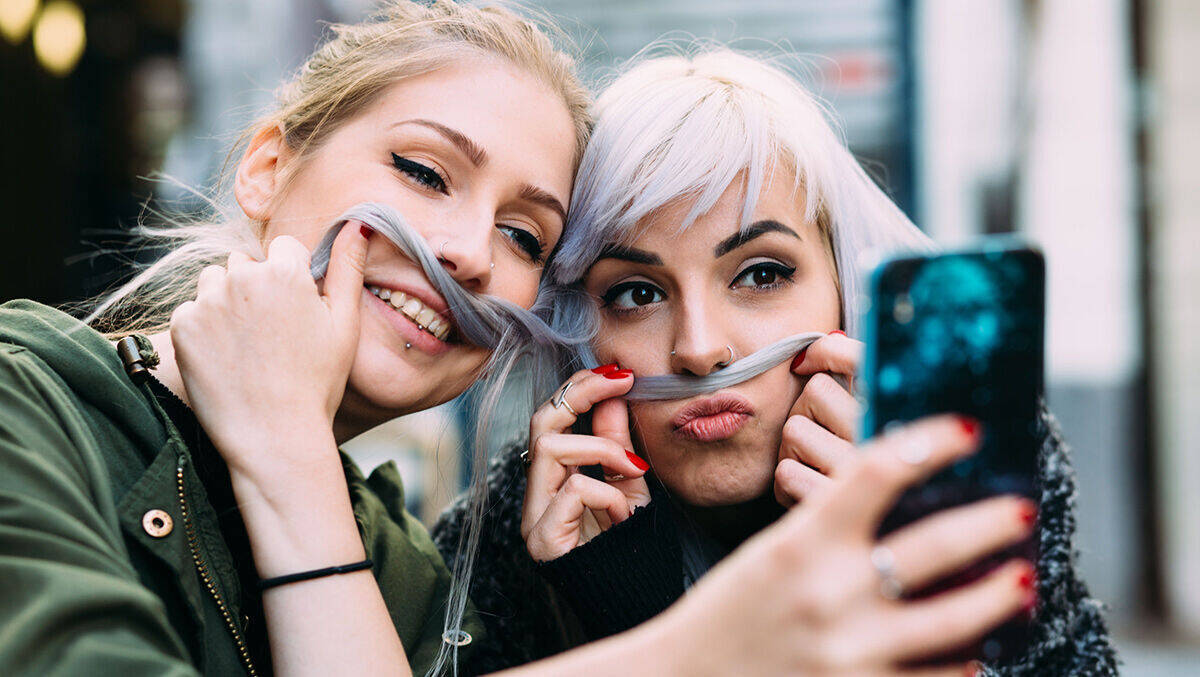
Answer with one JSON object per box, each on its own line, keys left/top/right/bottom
{"left": 963, "top": 661, "right": 982, "bottom": 677}
{"left": 957, "top": 415, "right": 981, "bottom": 439}
{"left": 591, "top": 363, "right": 620, "bottom": 375}
{"left": 829, "top": 330, "right": 846, "bottom": 337}
{"left": 626, "top": 450, "right": 649, "bottom": 471}
{"left": 604, "top": 369, "right": 633, "bottom": 380}
{"left": 1017, "top": 564, "right": 1036, "bottom": 591}
{"left": 1018, "top": 501, "right": 1038, "bottom": 527}
{"left": 359, "top": 224, "right": 374, "bottom": 239}
{"left": 790, "top": 346, "right": 809, "bottom": 371}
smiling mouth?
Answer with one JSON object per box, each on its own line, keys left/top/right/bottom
{"left": 367, "top": 284, "right": 453, "bottom": 341}
{"left": 671, "top": 393, "right": 754, "bottom": 442}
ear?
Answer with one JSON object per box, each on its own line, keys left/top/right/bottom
{"left": 234, "top": 124, "right": 287, "bottom": 222}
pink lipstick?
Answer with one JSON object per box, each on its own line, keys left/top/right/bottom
{"left": 671, "top": 392, "right": 754, "bottom": 442}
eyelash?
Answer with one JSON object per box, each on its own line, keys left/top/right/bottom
{"left": 391, "top": 153, "right": 545, "bottom": 263}
{"left": 730, "top": 261, "right": 797, "bottom": 291}
{"left": 600, "top": 261, "right": 797, "bottom": 315}
{"left": 499, "top": 225, "right": 545, "bottom": 263}
{"left": 391, "top": 153, "right": 447, "bottom": 193}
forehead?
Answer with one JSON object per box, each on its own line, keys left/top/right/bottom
{"left": 354, "top": 57, "right": 577, "bottom": 200}
{"left": 630, "top": 168, "right": 814, "bottom": 253}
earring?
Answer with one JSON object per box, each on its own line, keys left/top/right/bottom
{"left": 490, "top": 262, "right": 495, "bottom": 269}
{"left": 669, "top": 349, "right": 676, "bottom": 356}
{"left": 405, "top": 343, "right": 411, "bottom": 350}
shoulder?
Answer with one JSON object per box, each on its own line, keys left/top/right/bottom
{"left": 1005, "top": 401, "right": 1118, "bottom": 674}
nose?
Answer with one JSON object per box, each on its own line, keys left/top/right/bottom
{"left": 433, "top": 218, "right": 492, "bottom": 293}
{"left": 668, "top": 301, "right": 735, "bottom": 377}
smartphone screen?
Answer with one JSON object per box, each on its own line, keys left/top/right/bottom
{"left": 860, "top": 242, "right": 1045, "bottom": 662}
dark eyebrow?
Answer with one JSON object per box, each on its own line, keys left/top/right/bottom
{"left": 518, "top": 184, "right": 568, "bottom": 223}
{"left": 398, "top": 119, "right": 488, "bottom": 167}
{"left": 713, "top": 219, "right": 801, "bottom": 258}
{"left": 597, "top": 244, "right": 663, "bottom": 266}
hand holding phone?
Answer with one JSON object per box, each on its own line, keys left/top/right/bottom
{"left": 860, "top": 240, "right": 1045, "bottom": 662}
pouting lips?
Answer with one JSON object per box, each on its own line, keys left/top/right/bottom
{"left": 367, "top": 285, "right": 452, "bottom": 340}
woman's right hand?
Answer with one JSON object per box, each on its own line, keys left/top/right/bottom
{"left": 657, "top": 415, "right": 1036, "bottom": 676}
{"left": 521, "top": 366, "right": 652, "bottom": 562}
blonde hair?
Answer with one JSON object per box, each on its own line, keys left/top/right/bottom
{"left": 88, "top": 0, "right": 591, "bottom": 335}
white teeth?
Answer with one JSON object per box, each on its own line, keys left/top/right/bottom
{"left": 368, "top": 285, "right": 451, "bottom": 340}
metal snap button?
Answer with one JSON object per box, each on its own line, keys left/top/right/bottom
{"left": 142, "top": 509, "right": 174, "bottom": 538}
{"left": 441, "top": 629, "right": 472, "bottom": 647}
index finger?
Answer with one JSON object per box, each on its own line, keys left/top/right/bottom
{"left": 529, "top": 367, "right": 634, "bottom": 440}
{"left": 809, "top": 415, "right": 982, "bottom": 538}
{"left": 791, "top": 331, "right": 863, "bottom": 379}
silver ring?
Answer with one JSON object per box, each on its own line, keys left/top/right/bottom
{"left": 551, "top": 381, "right": 578, "bottom": 416}
{"left": 716, "top": 344, "right": 734, "bottom": 367}
{"left": 439, "top": 240, "right": 449, "bottom": 259}
{"left": 870, "top": 545, "right": 905, "bottom": 600}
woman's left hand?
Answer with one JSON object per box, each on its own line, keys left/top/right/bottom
{"left": 774, "top": 331, "right": 863, "bottom": 507}
{"left": 170, "top": 223, "right": 370, "bottom": 478}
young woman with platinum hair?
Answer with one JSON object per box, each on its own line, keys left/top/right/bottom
{"left": 434, "top": 48, "right": 1119, "bottom": 675}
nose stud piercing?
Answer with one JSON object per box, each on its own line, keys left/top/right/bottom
{"left": 405, "top": 343, "right": 411, "bottom": 350}
{"left": 669, "top": 350, "right": 676, "bottom": 356}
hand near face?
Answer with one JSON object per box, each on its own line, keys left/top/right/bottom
{"left": 521, "top": 366, "right": 653, "bottom": 562}
{"left": 170, "top": 223, "right": 370, "bottom": 478}
{"left": 775, "top": 330, "right": 864, "bottom": 507}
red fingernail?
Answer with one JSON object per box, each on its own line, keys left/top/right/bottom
{"left": 790, "top": 346, "right": 809, "bottom": 371}
{"left": 591, "top": 363, "right": 620, "bottom": 375}
{"left": 360, "top": 224, "right": 374, "bottom": 239}
{"left": 957, "top": 415, "right": 981, "bottom": 439}
{"left": 829, "top": 330, "right": 846, "bottom": 337}
{"left": 1018, "top": 501, "right": 1038, "bottom": 527}
{"left": 1017, "top": 564, "right": 1036, "bottom": 591}
{"left": 626, "top": 450, "right": 649, "bottom": 471}
{"left": 964, "top": 661, "right": 982, "bottom": 677}
{"left": 604, "top": 369, "right": 634, "bottom": 379}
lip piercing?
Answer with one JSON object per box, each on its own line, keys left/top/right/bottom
{"left": 716, "top": 345, "right": 734, "bottom": 367}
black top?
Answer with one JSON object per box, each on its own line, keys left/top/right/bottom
{"left": 432, "top": 404, "right": 1120, "bottom": 675}
{"left": 146, "top": 376, "right": 272, "bottom": 673}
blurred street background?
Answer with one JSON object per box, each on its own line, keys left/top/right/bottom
{"left": 2, "top": 1, "right": 1198, "bottom": 672}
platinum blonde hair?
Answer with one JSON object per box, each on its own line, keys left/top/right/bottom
{"left": 81, "top": 3, "right": 592, "bottom": 675}
{"left": 542, "top": 47, "right": 935, "bottom": 391}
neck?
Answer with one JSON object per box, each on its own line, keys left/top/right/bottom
{"left": 679, "top": 492, "right": 784, "bottom": 551}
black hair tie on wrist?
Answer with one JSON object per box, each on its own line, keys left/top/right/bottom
{"left": 258, "top": 559, "right": 374, "bottom": 591}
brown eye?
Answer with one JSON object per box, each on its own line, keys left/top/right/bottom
{"left": 603, "top": 281, "right": 665, "bottom": 309}
{"left": 732, "top": 261, "right": 797, "bottom": 290}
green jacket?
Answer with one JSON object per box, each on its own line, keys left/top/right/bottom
{"left": 0, "top": 300, "right": 480, "bottom": 676}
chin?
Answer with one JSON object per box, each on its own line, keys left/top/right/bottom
{"left": 659, "top": 455, "right": 776, "bottom": 507}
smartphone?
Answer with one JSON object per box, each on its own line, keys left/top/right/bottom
{"left": 859, "top": 240, "right": 1044, "bottom": 663}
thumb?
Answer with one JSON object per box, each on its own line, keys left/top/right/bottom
{"left": 322, "top": 220, "right": 371, "bottom": 332}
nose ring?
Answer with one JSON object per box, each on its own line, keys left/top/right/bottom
{"left": 716, "top": 345, "right": 734, "bottom": 368}
{"left": 438, "top": 240, "right": 449, "bottom": 260}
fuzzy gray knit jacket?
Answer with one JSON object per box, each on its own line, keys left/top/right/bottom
{"left": 432, "top": 406, "right": 1119, "bottom": 675}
